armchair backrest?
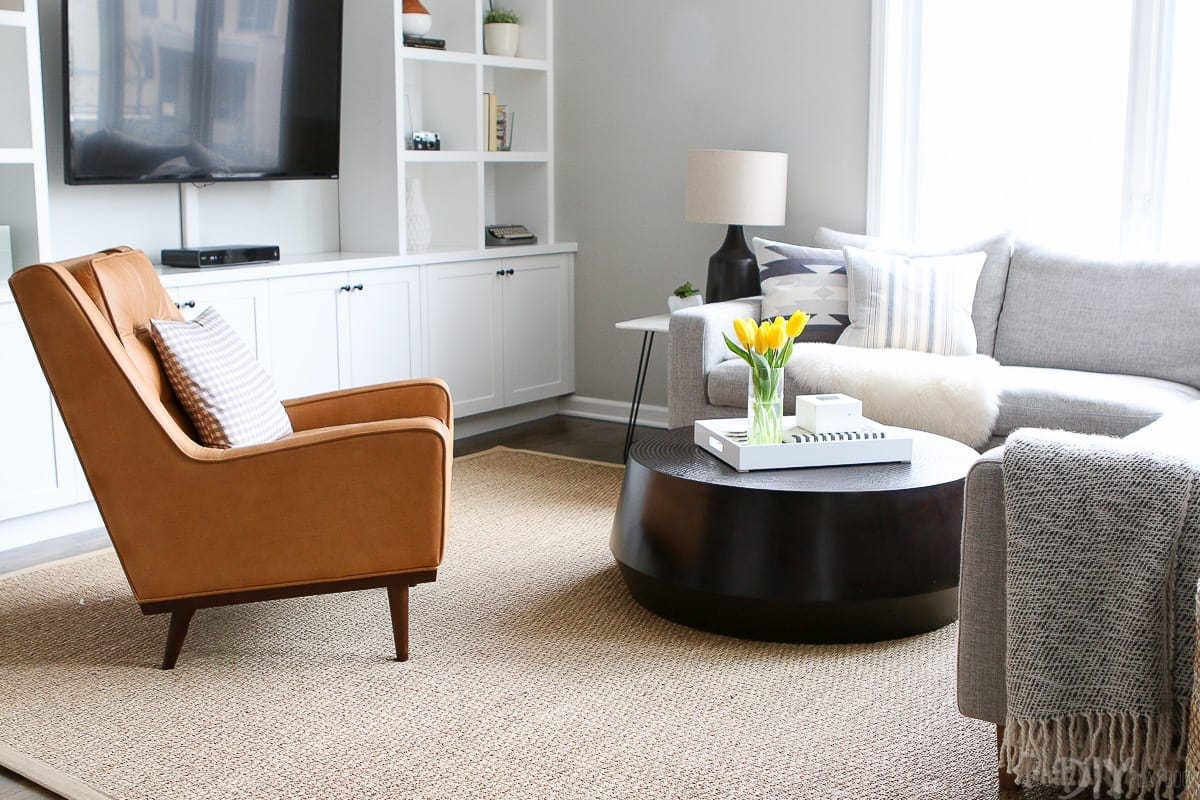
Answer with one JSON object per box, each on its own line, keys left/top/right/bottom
{"left": 8, "top": 249, "right": 207, "bottom": 588}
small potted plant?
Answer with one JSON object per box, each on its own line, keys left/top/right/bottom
{"left": 668, "top": 281, "right": 703, "bottom": 312}
{"left": 483, "top": 6, "right": 520, "bottom": 58}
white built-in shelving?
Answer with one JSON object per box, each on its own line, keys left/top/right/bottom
{"left": 339, "top": 0, "right": 557, "bottom": 255}
{"left": 0, "top": 0, "right": 52, "bottom": 275}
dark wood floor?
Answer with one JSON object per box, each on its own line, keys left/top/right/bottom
{"left": 0, "top": 415, "right": 643, "bottom": 800}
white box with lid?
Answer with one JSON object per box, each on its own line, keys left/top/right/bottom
{"left": 795, "top": 393, "right": 862, "bottom": 434}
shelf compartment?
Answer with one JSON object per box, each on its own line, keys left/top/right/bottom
{"left": 404, "top": 162, "right": 480, "bottom": 254}
{"left": 0, "top": 164, "right": 43, "bottom": 271}
{"left": 482, "top": 69, "right": 548, "bottom": 153}
{"left": 0, "top": 25, "right": 33, "bottom": 149}
{"left": 487, "top": 0, "right": 548, "bottom": 61}
{"left": 411, "top": 0, "right": 478, "bottom": 53}
{"left": 485, "top": 162, "right": 548, "bottom": 245}
{"left": 403, "top": 60, "right": 477, "bottom": 152}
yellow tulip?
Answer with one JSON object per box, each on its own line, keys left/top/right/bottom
{"left": 733, "top": 317, "right": 755, "bottom": 349}
{"left": 786, "top": 310, "right": 810, "bottom": 339}
{"left": 773, "top": 316, "right": 785, "bottom": 328}
{"left": 754, "top": 325, "right": 769, "bottom": 354}
{"left": 765, "top": 320, "right": 786, "bottom": 350}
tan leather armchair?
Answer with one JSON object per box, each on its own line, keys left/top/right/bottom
{"left": 8, "top": 248, "right": 452, "bottom": 668}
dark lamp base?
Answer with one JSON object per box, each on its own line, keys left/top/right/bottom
{"left": 704, "top": 224, "right": 760, "bottom": 303}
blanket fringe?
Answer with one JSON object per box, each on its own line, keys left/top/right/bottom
{"left": 1003, "top": 708, "right": 1187, "bottom": 798}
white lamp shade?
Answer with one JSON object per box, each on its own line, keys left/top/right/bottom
{"left": 684, "top": 149, "right": 789, "bottom": 226}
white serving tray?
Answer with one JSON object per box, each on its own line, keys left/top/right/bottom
{"left": 694, "top": 416, "right": 914, "bottom": 472}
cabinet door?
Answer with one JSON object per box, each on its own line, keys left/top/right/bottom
{"left": 172, "top": 280, "right": 272, "bottom": 368}
{"left": 501, "top": 255, "right": 573, "bottom": 406}
{"left": 268, "top": 273, "right": 349, "bottom": 399}
{"left": 0, "top": 303, "right": 77, "bottom": 521}
{"left": 424, "top": 260, "right": 504, "bottom": 417}
{"left": 346, "top": 267, "right": 423, "bottom": 388}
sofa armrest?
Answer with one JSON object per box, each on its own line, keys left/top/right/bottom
{"left": 957, "top": 445, "right": 1008, "bottom": 724}
{"left": 667, "top": 297, "right": 762, "bottom": 428}
{"left": 283, "top": 378, "right": 453, "bottom": 437}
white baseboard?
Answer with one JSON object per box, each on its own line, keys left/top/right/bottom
{"left": 453, "top": 398, "right": 561, "bottom": 439}
{"left": 558, "top": 395, "right": 669, "bottom": 429}
{"left": 0, "top": 501, "right": 103, "bottom": 553}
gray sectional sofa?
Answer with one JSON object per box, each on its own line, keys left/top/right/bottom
{"left": 667, "top": 240, "right": 1200, "bottom": 446}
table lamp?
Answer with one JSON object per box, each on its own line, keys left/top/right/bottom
{"left": 684, "top": 149, "right": 789, "bottom": 302}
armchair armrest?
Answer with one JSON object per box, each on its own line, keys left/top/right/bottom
{"left": 667, "top": 297, "right": 761, "bottom": 428}
{"left": 283, "top": 378, "right": 453, "bottom": 436}
{"left": 120, "top": 416, "right": 452, "bottom": 604}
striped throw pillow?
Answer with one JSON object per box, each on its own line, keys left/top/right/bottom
{"left": 752, "top": 237, "right": 848, "bottom": 343}
{"left": 837, "top": 246, "right": 986, "bottom": 356}
{"left": 150, "top": 307, "right": 293, "bottom": 448}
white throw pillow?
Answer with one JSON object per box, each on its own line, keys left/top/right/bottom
{"left": 751, "top": 237, "right": 848, "bottom": 343}
{"left": 150, "top": 307, "right": 293, "bottom": 448}
{"left": 837, "top": 247, "right": 986, "bottom": 356}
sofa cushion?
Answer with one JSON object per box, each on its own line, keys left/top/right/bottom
{"left": 751, "top": 237, "right": 847, "bottom": 343}
{"left": 838, "top": 247, "right": 985, "bottom": 356}
{"left": 994, "top": 243, "right": 1200, "bottom": 389}
{"left": 1124, "top": 401, "right": 1200, "bottom": 464}
{"left": 813, "top": 227, "right": 1013, "bottom": 357}
{"left": 994, "top": 366, "right": 1200, "bottom": 438}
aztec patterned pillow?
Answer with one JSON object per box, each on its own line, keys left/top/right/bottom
{"left": 150, "top": 307, "right": 293, "bottom": 449}
{"left": 837, "top": 247, "right": 986, "bottom": 356}
{"left": 752, "top": 237, "right": 849, "bottom": 343}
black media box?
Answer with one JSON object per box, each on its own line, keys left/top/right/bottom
{"left": 161, "top": 245, "right": 281, "bottom": 268}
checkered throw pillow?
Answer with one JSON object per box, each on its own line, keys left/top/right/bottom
{"left": 150, "top": 307, "right": 293, "bottom": 448}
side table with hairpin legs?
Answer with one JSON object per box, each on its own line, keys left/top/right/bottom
{"left": 614, "top": 314, "right": 671, "bottom": 462}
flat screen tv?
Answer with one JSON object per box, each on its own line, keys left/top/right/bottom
{"left": 64, "top": 0, "right": 343, "bottom": 185}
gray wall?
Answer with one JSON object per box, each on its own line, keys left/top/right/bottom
{"left": 555, "top": 0, "right": 872, "bottom": 410}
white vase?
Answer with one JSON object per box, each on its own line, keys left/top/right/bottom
{"left": 484, "top": 23, "right": 520, "bottom": 57}
{"left": 406, "top": 178, "right": 433, "bottom": 252}
{"left": 403, "top": 12, "right": 432, "bottom": 35}
{"left": 668, "top": 294, "right": 704, "bottom": 312}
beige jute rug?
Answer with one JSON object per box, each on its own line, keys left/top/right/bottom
{"left": 0, "top": 448, "right": 1004, "bottom": 799}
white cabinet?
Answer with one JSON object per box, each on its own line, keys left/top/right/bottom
{"left": 424, "top": 260, "right": 505, "bottom": 417}
{"left": 0, "top": 302, "right": 76, "bottom": 520}
{"left": 502, "top": 254, "right": 573, "bottom": 406}
{"left": 424, "top": 254, "right": 573, "bottom": 417}
{"left": 171, "top": 280, "right": 271, "bottom": 368}
{"left": 269, "top": 267, "right": 423, "bottom": 400}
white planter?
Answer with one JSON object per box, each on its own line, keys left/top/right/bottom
{"left": 403, "top": 12, "right": 432, "bottom": 35}
{"left": 484, "top": 23, "right": 520, "bottom": 58}
{"left": 668, "top": 294, "right": 704, "bottom": 313}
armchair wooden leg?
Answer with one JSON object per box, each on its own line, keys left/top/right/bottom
{"left": 997, "top": 724, "right": 1019, "bottom": 792}
{"left": 387, "top": 585, "right": 410, "bottom": 662}
{"left": 161, "top": 608, "right": 195, "bottom": 670}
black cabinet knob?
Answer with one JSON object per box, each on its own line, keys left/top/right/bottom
{"left": 495, "top": 269, "right": 505, "bottom": 276}
{"left": 339, "top": 285, "right": 352, "bottom": 292}
{"left": 178, "top": 300, "right": 196, "bottom": 309}
{"left": 505, "top": 269, "right": 515, "bottom": 276}
{"left": 353, "top": 284, "right": 364, "bottom": 291}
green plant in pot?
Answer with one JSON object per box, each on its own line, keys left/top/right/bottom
{"left": 484, "top": 6, "right": 520, "bottom": 57}
{"left": 668, "top": 281, "right": 703, "bottom": 312}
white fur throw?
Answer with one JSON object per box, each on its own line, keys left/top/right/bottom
{"left": 786, "top": 343, "right": 1001, "bottom": 448}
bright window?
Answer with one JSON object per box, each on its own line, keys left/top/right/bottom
{"left": 871, "top": 0, "right": 1197, "bottom": 255}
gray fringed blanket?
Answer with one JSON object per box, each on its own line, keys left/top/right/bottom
{"left": 1002, "top": 429, "right": 1200, "bottom": 798}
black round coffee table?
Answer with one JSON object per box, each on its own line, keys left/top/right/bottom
{"left": 610, "top": 426, "right": 977, "bottom": 643}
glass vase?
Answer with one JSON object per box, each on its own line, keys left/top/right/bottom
{"left": 747, "top": 365, "right": 785, "bottom": 445}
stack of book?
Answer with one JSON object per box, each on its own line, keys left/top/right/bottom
{"left": 403, "top": 34, "right": 446, "bottom": 50}
{"left": 481, "top": 93, "right": 512, "bottom": 151}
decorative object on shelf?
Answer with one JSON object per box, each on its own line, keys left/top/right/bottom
{"left": 411, "top": 131, "right": 442, "bottom": 151}
{"left": 403, "top": 34, "right": 446, "bottom": 50}
{"left": 483, "top": 6, "right": 521, "bottom": 57}
{"left": 685, "top": 149, "right": 789, "bottom": 302}
{"left": 483, "top": 94, "right": 513, "bottom": 151}
{"left": 668, "top": 281, "right": 703, "bottom": 312}
{"left": 406, "top": 178, "right": 433, "bottom": 251}
{"left": 724, "top": 312, "right": 808, "bottom": 445}
{"left": 402, "top": 0, "right": 433, "bottom": 36}
{"left": 0, "top": 225, "right": 12, "bottom": 278}
{"left": 496, "top": 105, "right": 513, "bottom": 151}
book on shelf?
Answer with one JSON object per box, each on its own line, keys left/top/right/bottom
{"left": 403, "top": 35, "right": 446, "bottom": 50}
{"left": 496, "top": 105, "right": 508, "bottom": 151}
{"left": 483, "top": 93, "right": 500, "bottom": 151}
